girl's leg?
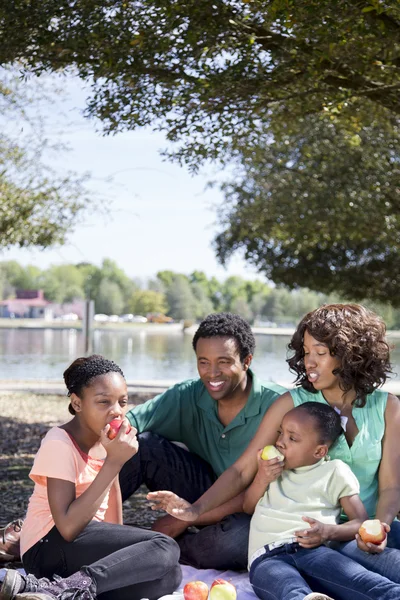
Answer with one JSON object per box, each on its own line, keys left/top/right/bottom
{"left": 293, "top": 545, "right": 400, "bottom": 600}
{"left": 23, "top": 522, "right": 181, "bottom": 600}
{"left": 250, "top": 555, "right": 312, "bottom": 600}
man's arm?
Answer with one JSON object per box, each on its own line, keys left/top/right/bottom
{"left": 152, "top": 494, "right": 246, "bottom": 537}
{"left": 126, "top": 383, "right": 186, "bottom": 440}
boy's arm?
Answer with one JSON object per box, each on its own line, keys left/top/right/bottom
{"left": 296, "top": 494, "right": 368, "bottom": 548}
{"left": 243, "top": 450, "right": 284, "bottom": 514}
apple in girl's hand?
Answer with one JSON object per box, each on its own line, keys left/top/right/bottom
{"left": 107, "top": 418, "right": 132, "bottom": 440}
{"left": 261, "top": 445, "right": 284, "bottom": 461}
{"left": 209, "top": 579, "right": 236, "bottom": 600}
{"left": 358, "top": 519, "right": 387, "bottom": 545}
{"left": 183, "top": 581, "right": 209, "bottom": 600}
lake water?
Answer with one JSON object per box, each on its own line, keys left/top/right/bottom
{"left": 0, "top": 328, "right": 399, "bottom": 385}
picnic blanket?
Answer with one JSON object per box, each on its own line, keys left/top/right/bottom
{"left": 0, "top": 565, "right": 257, "bottom": 600}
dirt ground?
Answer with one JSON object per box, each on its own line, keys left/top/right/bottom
{"left": 0, "top": 392, "right": 163, "bottom": 566}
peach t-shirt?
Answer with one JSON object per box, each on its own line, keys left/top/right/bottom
{"left": 20, "top": 427, "right": 114, "bottom": 556}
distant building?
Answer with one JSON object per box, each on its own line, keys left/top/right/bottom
{"left": 0, "top": 290, "right": 51, "bottom": 319}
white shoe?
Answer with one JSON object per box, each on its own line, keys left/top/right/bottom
{"left": 304, "top": 594, "right": 335, "bottom": 600}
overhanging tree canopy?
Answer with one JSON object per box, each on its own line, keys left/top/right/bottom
{"left": 1, "top": 1, "right": 399, "bottom": 300}
{"left": 1, "top": 0, "right": 399, "bottom": 166}
{"left": 215, "top": 111, "right": 400, "bottom": 303}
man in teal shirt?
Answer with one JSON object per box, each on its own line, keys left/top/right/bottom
{"left": 120, "top": 312, "right": 285, "bottom": 570}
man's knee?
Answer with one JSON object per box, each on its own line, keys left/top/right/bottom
{"left": 178, "top": 513, "right": 251, "bottom": 570}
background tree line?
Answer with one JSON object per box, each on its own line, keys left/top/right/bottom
{"left": 1, "top": 259, "right": 400, "bottom": 329}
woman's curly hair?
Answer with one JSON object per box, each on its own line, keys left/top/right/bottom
{"left": 287, "top": 304, "right": 393, "bottom": 407}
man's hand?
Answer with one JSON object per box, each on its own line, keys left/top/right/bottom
{"left": 151, "top": 514, "right": 190, "bottom": 538}
{"left": 295, "top": 516, "right": 328, "bottom": 548}
{"left": 147, "top": 490, "right": 200, "bottom": 522}
{"left": 356, "top": 522, "right": 390, "bottom": 554}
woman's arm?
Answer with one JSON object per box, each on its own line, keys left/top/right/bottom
{"left": 376, "top": 393, "right": 400, "bottom": 525}
{"left": 148, "top": 393, "right": 294, "bottom": 520}
{"left": 48, "top": 425, "right": 138, "bottom": 541}
{"left": 295, "top": 494, "right": 368, "bottom": 548}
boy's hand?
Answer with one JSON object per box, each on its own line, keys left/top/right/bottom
{"left": 147, "top": 490, "right": 200, "bottom": 522}
{"left": 255, "top": 449, "right": 284, "bottom": 485}
{"left": 296, "top": 516, "right": 328, "bottom": 548}
{"left": 356, "top": 522, "right": 390, "bottom": 553}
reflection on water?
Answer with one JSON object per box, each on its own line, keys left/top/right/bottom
{"left": 0, "top": 328, "right": 398, "bottom": 384}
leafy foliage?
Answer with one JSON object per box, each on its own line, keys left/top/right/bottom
{"left": 215, "top": 111, "right": 400, "bottom": 303}
{"left": 0, "top": 1, "right": 399, "bottom": 168}
{"left": 0, "top": 69, "right": 91, "bottom": 249}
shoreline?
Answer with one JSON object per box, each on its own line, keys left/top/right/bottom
{"left": 1, "top": 377, "right": 399, "bottom": 397}
{"left": 0, "top": 319, "right": 399, "bottom": 338}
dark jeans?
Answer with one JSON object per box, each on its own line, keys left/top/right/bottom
{"left": 249, "top": 542, "right": 400, "bottom": 600}
{"left": 119, "top": 431, "right": 251, "bottom": 570}
{"left": 334, "top": 519, "right": 400, "bottom": 583}
{"left": 22, "top": 522, "right": 181, "bottom": 600}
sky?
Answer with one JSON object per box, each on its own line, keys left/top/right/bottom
{"left": 3, "top": 74, "right": 263, "bottom": 284}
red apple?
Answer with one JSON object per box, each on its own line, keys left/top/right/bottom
{"left": 107, "top": 418, "right": 132, "bottom": 440}
{"left": 358, "top": 519, "right": 387, "bottom": 545}
{"left": 183, "top": 581, "right": 209, "bottom": 600}
{"left": 210, "top": 580, "right": 236, "bottom": 600}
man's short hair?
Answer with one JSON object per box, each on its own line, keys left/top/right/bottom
{"left": 192, "top": 312, "right": 255, "bottom": 362}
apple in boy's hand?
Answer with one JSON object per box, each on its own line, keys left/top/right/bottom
{"left": 209, "top": 579, "right": 236, "bottom": 600}
{"left": 183, "top": 581, "right": 209, "bottom": 600}
{"left": 261, "top": 445, "right": 284, "bottom": 461}
{"left": 107, "top": 418, "right": 132, "bottom": 440}
{"left": 358, "top": 519, "right": 387, "bottom": 545}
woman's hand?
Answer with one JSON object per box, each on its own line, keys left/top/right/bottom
{"left": 101, "top": 420, "right": 138, "bottom": 467}
{"left": 295, "top": 516, "right": 329, "bottom": 548}
{"left": 147, "top": 490, "right": 200, "bottom": 522}
{"left": 356, "top": 523, "right": 390, "bottom": 554}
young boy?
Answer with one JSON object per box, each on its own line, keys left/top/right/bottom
{"left": 245, "top": 402, "right": 400, "bottom": 600}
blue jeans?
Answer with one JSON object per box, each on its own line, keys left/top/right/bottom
{"left": 119, "top": 432, "right": 251, "bottom": 570}
{"left": 335, "top": 519, "right": 400, "bottom": 583}
{"left": 249, "top": 542, "right": 400, "bottom": 600}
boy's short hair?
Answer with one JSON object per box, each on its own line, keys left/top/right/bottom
{"left": 192, "top": 312, "right": 255, "bottom": 362}
{"left": 295, "top": 402, "right": 343, "bottom": 446}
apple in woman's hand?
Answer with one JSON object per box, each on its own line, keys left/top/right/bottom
{"left": 183, "top": 581, "right": 209, "bottom": 600}
{"left": 107, "top": 418, "right": 132, "bottom": 440}
{"left": 209, "top": 580, "right": 236, "bottom": 600}
{"left": 358, "top": 519, "right": 387, "bottom": 545}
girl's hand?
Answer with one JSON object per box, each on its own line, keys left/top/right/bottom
{"left": 101, "top": 420, "right": 138, "bottom": 466}
{"left": 255, "top": 449, "right": 284, "bottom": 485}
{"left": 295, "top": 516, "right": 328, "bottom": 548}
{"left": 356, "top": 523, "right": 390, "bottom": 554}
{"left": 147, "top": 490, "right": 200, "bottom": 522}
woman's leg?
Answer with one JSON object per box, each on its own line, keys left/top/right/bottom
{"left": 336, "top": 536, "right": 400, "bottom": 583}
{"left": 23, "top": 522, "right": 182, "bottom": 600}
{"left": 387, "top": 519, "right": 400, "bottom": 549}
{"left": 250, "top": 555, "right": 312, "bottom": 600}
{"left": 294, "top": 545, "right": 400, "bottom": 600}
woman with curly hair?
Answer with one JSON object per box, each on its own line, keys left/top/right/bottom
{"left": 149, "top": 304, "right": 400, "bottom": 585}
